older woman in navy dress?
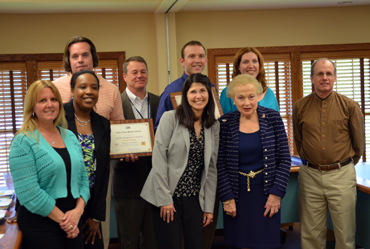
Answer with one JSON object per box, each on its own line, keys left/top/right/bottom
{"left": 217, "top": 74, "right": 291, "bottom": 249}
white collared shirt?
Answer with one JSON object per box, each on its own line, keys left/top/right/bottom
{"left": 125, "top": 87, "right": 149, "bottom": 119}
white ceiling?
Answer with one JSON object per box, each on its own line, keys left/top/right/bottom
{"left": 0, "top": 0, "right": 369, "bottom": 14}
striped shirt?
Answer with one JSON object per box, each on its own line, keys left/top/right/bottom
{"left": 53, "top": 74, "right": 124, "bottom": 121}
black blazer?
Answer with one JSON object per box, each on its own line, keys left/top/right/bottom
{"left": 112, "top": 90, "right": 159, "bottom": 198}
{"left": 64, "top": 100, "right": 111, "bottom": 221}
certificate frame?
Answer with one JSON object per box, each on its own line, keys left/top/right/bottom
{"left": 170, "top": 86, "right": 223, "bottom": 118}
{"left": 110, "top": 119, "right": 155, "bottom": 158}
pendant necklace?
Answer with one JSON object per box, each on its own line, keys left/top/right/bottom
{"left": 42, "top": 129, "right": 56, "bottom": 144}
{"left": 75, "top": 113, "right": 91, "bottom": 127}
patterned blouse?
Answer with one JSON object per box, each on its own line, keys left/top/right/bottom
{"left": 77, "top": 133, "right": 96, "bottom": 188}
{"left": 174, "top": 126, "right": 205, "bottom": 197}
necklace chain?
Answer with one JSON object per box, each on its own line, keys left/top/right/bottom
{"left": 41, "top": 129, "right": 56, "bottom": 144}
{"left": 74, "top": 113, "right": 91, "bottom": 127}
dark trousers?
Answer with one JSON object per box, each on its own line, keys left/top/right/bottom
{"left": 151, "top": 195, "right": 203, "bottom": 249}
{"left": 18, "top": 205, "right": 84, "bottom": 249}
{"left": 114, "top": 197, "right": 158, "bottom": 249}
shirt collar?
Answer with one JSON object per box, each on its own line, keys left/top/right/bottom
{"left": 126, "top": 87, "right": 148, "bottom": 102}
{"left": 314, "top": 91, "right": 334, "bottom": 102}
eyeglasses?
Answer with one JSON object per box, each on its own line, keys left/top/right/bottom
{"left": 314, "top": 72, "right": 335, "bottom": 78}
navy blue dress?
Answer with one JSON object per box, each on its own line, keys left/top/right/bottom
{"left": 223, "top": 130, "right": 281, "bottom": 249}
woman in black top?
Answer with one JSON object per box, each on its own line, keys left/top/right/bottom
{"left": 64, "top": 70, "right": 111, "bottom": 248}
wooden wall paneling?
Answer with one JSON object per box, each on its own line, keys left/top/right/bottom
{"left": 26, "top": 60, "right": 37, "bottom": 88}
{"left": 117, "top": 53, "right": 125, "bottom": 93}
{"left": 290, "top": 52, "right": 302, "bottom": 105}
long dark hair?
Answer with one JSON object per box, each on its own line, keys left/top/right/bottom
{"left": 176, "top": 74, "right": 216, "bottom": 129}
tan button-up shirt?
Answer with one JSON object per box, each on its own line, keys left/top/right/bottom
{"left": 293, "top": 92, "right": 364, "bottom": 165}
{"left": 53, "top": 74, "right": 124, "bottom": 121}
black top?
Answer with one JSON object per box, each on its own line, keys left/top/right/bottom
{"left": 54, "top": 147, "right": 76, "bottom": 209}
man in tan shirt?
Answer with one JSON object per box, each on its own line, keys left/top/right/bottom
{"left": 293, "top": 58, "right": 364, "bottom": 249}
{"left": 53, "top": 36, "right": 124, "bottom": 121}
{"left": 53, "top": 36, "right": 124, "bottom": 249}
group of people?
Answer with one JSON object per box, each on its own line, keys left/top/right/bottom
{"left": 8, "top": 36, "right": 364, "bottom": 249}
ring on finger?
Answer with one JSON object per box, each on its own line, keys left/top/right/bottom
{"left": 166, "top": 211, "right": 170, "bottom": 213}
{"left": 70, "top": 225, "right": 74, "bottom": 230}
{"left": 275, "top": 209, "right": 279, "bottom": 213}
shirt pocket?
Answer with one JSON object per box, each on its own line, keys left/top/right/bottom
{"left": 331, "top": 119, "right": 349, "bottom": 143}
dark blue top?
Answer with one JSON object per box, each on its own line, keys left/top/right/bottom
{"left": 239, "top": 130, "right": 263, "bottom": 185}
{"left": 154, "top": 72, "right": 215, "bottom": 129}
{"left": 155, "top": 72, "right": 188, "bottom": 129}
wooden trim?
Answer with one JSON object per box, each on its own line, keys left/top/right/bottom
{"left": 207, "top": 49, "right": 217, "bottom": 85}
{"left": 0, "top": 52, "right": 125, "bottom": 62}
{"left": 360, "top": 58, "right": 366, "bottom": 162}
{"left": 0, "top": 51, "right": 126, "bottom": 89}
{"left": 207, "top": 43, "right": 370, "bottom": 76}
{"left": 208, "top": 43, "right": 370, "bottom": 58}
{"left": 13, "top": 230, "right": 23, "bottom": 249}
{"left": 274, "top": 61, "right": 280, "bottom": 105}
{"left": 291, "top": 52, "right": 302, "bottom": 105}
{"left": 26, "top": 60, "right": 37, "bottom": 87}
{"left": 117, "top": 53, "right": 125, "bottom": 93}
{"left": 9, "top": 71, "right": 16, "bottom": 134}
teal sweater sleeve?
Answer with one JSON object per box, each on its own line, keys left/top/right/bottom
{"left": 9, "top": 133, "right": 57, "bottom": 217}
{"left": 9, "top": 128, "right": 90, "bottom": 217}
{"left": 258, "top": 87, "right": 280, "bottom": 112}
{"left": 220, "top": 87, "right": 237, "bottom": 114}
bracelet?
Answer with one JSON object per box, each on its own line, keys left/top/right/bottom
{"left": 92, "top": 218, "right": 101, "bottom": 223}
{"left": 223, "top": 200, "right": 233, "bottom": 205}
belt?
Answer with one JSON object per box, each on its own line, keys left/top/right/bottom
{"left": 307, "top": 158, "right": 353, "bottom": 171}
{"left": 239, "top": 169, "right": 264, "bottom": 192}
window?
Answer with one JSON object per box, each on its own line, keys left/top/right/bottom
{"left": 0, "top": 63, "right": 27, "bottom": 186}
{"left": 208, "top": 44, "right": 370, "bottom": 161}
{"left": 0, "top": 52, "right": 125, "bottom": 186}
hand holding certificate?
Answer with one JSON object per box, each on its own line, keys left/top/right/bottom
{"left": 110, "top": 119, "right": 155, "bottom": 158}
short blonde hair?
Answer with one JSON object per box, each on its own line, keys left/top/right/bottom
{"left": 226, "top": 74, "right": 263, "bottom": 98}
{"left": 17, "top": 80, "right": 67, "bottom": 138}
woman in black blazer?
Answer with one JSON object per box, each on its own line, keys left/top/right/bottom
{"left": 64, "top": 70, "right": 111, "bottom": 249}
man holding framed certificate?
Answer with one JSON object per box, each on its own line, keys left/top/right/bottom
{"left": 112, "top": 56, "right": 159, "bottom": 249}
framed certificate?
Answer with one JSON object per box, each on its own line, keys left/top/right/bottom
{"left": 170, "top": 87, "right": 223, "bottom": 118}
{"left": 110, "top": 119, "right": 155, "bottom": 158}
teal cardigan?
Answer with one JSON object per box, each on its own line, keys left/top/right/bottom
{"left": 9, "top": 127, "right": 90, "bottom": 217}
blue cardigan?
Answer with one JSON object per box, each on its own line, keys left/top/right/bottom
{"left": 217, "top": 106, "right": 291, "bottom": 202}
{"left": 9, "top": 127, "right": 90, "bottom": 217}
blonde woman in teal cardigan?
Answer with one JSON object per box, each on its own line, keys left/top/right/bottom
{"left": 9, "top": 80, "right": 90, "bottom": 249}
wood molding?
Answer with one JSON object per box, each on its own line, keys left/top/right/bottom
{"left": 0, "top": 51, "right": 126, "bottom": 89}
